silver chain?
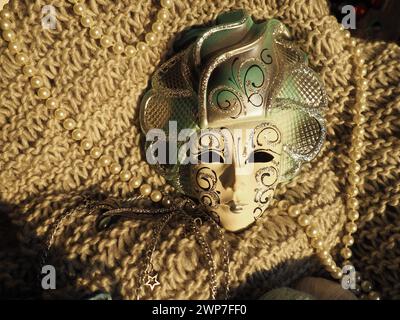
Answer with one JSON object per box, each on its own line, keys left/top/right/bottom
{"left": 40, "top": 195, "right": 231, "bottom": 300}
{"left": 135, "top": 211, "right": 176, "bottom": 300}
{"left": 208, "top": 215, "right": 230, "bottom": 299}
{"left": 188, "top": 215, "right": 218, "bottom": 299}
{"left": 38, "top": 196, "right": 93, "bottom": 282}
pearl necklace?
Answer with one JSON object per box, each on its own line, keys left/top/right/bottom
{"left": 0, "top": 0, "right": 174, "bottom": 204}
{"left": 289, "top": 28, "right": 380, "bottom": 300}
{"left": 1, "top": 3, "right": 380, "bottom": 299}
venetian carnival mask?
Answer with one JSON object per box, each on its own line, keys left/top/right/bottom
{"left": 140, "top": 10, "right": 327, "bottom": 232}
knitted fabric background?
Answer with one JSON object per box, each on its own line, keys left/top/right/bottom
{"left": 0, "top": 0, "right": 399, "bottom": 299}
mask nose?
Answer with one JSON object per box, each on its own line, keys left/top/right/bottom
{"left": 219, "top": 163, "right": 247, "bottom": 189}
{"left": 230, "top": 182, "right": 249, "bottom": 208}
{"left": 219, "top": 162, "right": 250, "bottom": 206}
{"left": 219, "top": 163, "right": 235, "bottom": 189}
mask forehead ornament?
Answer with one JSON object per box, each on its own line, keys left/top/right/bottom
{"left": 140, "top": 10, "right": 327, "bottom": 231}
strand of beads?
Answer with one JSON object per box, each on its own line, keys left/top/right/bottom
{"left": 1, "top": 9, "right": 51, "bottom": 99}
{"left": 69, "top": 0, "right": 172, "bottom": 54}
{"left": 342, "top": 30, "right": 380, "bottom": 300}
{"left": 63, "top": 0, "right": 172, "bottom": 170}
{"left": 290, "top": 28, "right": 380, "bottom": 300}
{"left": 0, "top": 2, "right": 172, "bottom": 204}
{"left": 288, "top": 205, "right": 344, "bottom": 280}
{"left": 66, "top": 0, "right": 173, "bottom": 199}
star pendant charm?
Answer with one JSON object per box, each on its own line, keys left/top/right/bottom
{"left": 145, "top": 273, "right": 160, "bottom": 291}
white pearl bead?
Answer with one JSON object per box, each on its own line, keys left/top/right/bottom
{"left": 152, "top": 21, "right": 163, "bottom": 33}
{"left": 89, "top": 27, "right": 102, "bottom": 39}
{"left": 306, "top": 225, "right": 319, "bottom": 238}
{"left": 349, "top": 171, "right": 361, "bottom": 183}
{"left": 3, "top": 29, "right": 15, "bottom": 41}
{"left": 342, "top": 234, "right": 354, "bottom": 246}
{"left": 81, "top": 139, "right": 93, "bottom": 150}
{"left": 129, "top": 176, "right": 143, "bottom": 189}
{"left": 353, "top": 163, "right": 361, "bottom": 172}
{"left": 125, "top": 45, "right": 136, "bottom": 57}
{"left": 54, "top": 108, "right": 67, "bottom": 120}
{"left": 113, "top": 43, "right": 124, "bottom": 54}
{"left": 362, "top": 281, "right": 373, "bottom": 292}
{"left": 157, "top": 9, "right": 169, "bottom": 22}
{"left": 161, "top": 0, "right": 173, "bottom": 8}
{"left": 350, "top": 164, "right": 360, "bottom": 176}
{"left": 354, "top": 127, "right": 365, "bottom": 137}
{"left": 346, "top": 222, "right": 357, "bottom": 233}
{"left": 30, "top": 76, "right": 43, "bottom": 89}
{"left": 145, "top": 32, "right": 158, "bottom": 46}
{"left": 352, "top": 150, "right": 362, "bottom": 161}
{"left": 140, "top": 184, "right": 152, "bottom": 196}
{"left": 63, "top": 118, "right": 76, "bottom": 130}
{"left": 119, "top": 170, "right": 132, "bottom": 182}
{"left": 46, "top": 98, "right": 57, "bottom": 109}
{"left": 136, "top": 41, "right": 147, "bottom": 51}
{"left": 110, "top": 163, "right": 122, "bottom": 175}
{"left": 331, "top": 269, "right": 343, "bottom": 279}
{"left": 0, "top": 18, "right": 12, "bottom": 30}
{"left": 100, "top": 35, "right": 113, "bottom": 48}
{"left": 90, "top": 147, "right": 102, "bottom": 159}
{"left": 288, "top": 206, "right": 301, "bottom": 218}
{"left": 99, "top": 155, "right": 112, "bottom": 166}
{"left": 0, "top": 10, "right": 12, "bottom": 20}
{"left": 150, "top": 190, "right": 162, "bottom": 202}
{"left": 318, "top": 250, "right": 330, "bottom": 259}
{"left": 80, "top": 16, "right": 93, "bottom": 27}
{"left": 73, "top": 4, "right": 85, "bottom": 16}
{"left": 38, "top": 87, "right": 51, "bottom": 99}
{"left": 72, "top": 129, "right": 84, "bottom": 140}
{"left": 340, "top": 247, "right": 352, "bottom": 259}
{"left": 349, "top": 187, "right": 359, "bottom": 198}
{"left": 329, "top": 263, "right": 340, "bottom": 273}
{"left": 360, "top": 79, "right": 368, "bottom": 88}
{"left": 355, "top": 113, "right": 365, "bottom": 124}
{"left": 8, "top": 41, "right": 20, "bottom": 54}
{"left": 360, "top": 91, "right": 368, "bottom": 100}
{"left": 22, "top": 65, "right": 35, "bottom": 77}
{"left": 298, "top": 214, "right": 311, "bottom": 226}
{"left": 311, "top": 238, "right": 324, "bottom": 249}
{"left": 15, "top": 53, "right": 28, "bottom": 66}
{"left": 322, "top": 256, "right": 333, "bottom": 266}
{"left": 348, "top": 210, "right": 359, "bottom": 220}
{"left": 358, "top": 103, "right": 367, "bottom": 113}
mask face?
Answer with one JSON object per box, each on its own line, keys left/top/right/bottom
{"left": 190, "top": 120, "right": 282, "bottom": 231}
{"left": 139, "top": 10, "right": 327, "bottom": 232}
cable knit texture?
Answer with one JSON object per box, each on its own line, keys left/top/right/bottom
{"left": 0, "top": 0, "right": 399, "bottom": 299}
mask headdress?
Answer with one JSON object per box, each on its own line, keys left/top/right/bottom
{"left": 140, "top": 9, "right": 327, "bottom": 196}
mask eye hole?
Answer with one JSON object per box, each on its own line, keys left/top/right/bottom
{"left": 247, "top": 150, "right": 274, "bottom": 163}
{"left": 198, "top": 151, "right": 224, "bottom": 163}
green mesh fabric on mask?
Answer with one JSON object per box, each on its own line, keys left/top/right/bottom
{"left": 140, "top": 47, "right": 200, "bottom": 194}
